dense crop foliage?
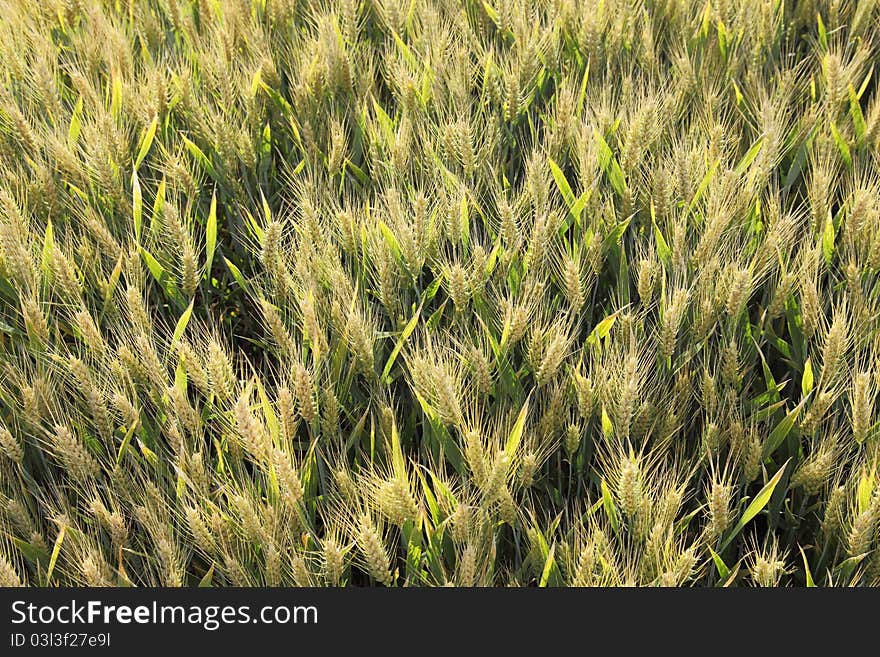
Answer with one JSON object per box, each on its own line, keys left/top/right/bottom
{"left": 1, "top": 0, "right": 880, "bottom": 587}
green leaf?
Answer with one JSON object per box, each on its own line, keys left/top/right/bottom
{"left": 67, "top": 95, "right": 83, "bottom": 149}
{"left": 422, "top": 274, "right": 444, "bottom": 302}
{"left": 717, "top": 20, "right": 728, "bottom": 59}
{"left": 857, "top": 468, "right": 876, "bottom": 514}
{"left": 138, "top": 439, "right": 160, "bottom": 469}
{"left": 345, "top": 159, "right": 369, "bottom": 186}
{"left": 198, "top": 563, "right": 215, "bottom": 587}
{"left": 141, "top": 248, "right": 184, "bottom": 306}
{"left": 45, "top": 524, "right": 66, "bottom": 586}
{"left": 10, "top": 536, "right": 49, "bottom": 568}
{"left": 182, "top": 135, "right": 216, "bottom": 178}
{"left": 243, "top": 207, "right": 265, "bottom": 243}
{"left": 617, "top": 242, "right": 630, "bottom": 305}
{"left": 830, "top": 122, "right": 852, "bottom": 169}
{"left": 116, "top": 419, "right": 138, "bottom": 465}
{"left": 817, "top": 12, "right": 827, "bottom": 51}
{"left": 586, "top": 312, "right": 617, "bottom": 348}
{"left": 593, "top": 127, "right": 627, "bottom": 196}
{"left": 548, "top": 156, "right": 576, "bottom": 208}
{"left": 600, "top": 479, "right": 619, "bottom": 533}
{"left": 607, "top": 160, "right": 627, "bottom": 197}
{"left": 688, "top": 158, "right": 720, "bottom": 211}
{"left": 459, "top": 194, "right": 470, "bottom": 246}
{"left": 66, "top": 181, "right": 89, "bottom": 202}
{"left": 205, "top": 189, "right": 217, "bottom": 277}
{"left": 260, "top": 188, "right": 272, "bottom": 224}
{"left": 103, "top": 254, "right": 123, "bottom": 314}
{"left": 381, "top": 304, "right": 421, "bottom": 383}
{"left": 140, "top": 247, "right": 166, "bottom": 284}
{"left": 799, "top": 546, "right": 815, "bottom": 587}
{"left": 720, "top": 460, "right": 790, "bottom": 551}
{"left": 569, "top": 190, "right": 591, "bottom": 226}
{"left": 261, "top": 81, "right": 294, "bottom": 117}
{"left": 721, "top": 565, "right": 741, "bottom": 587}
{"left": 784, "top": 129, "right": 814, "bottom": 192}
{"left": 709, "top": 547, "right": 730, "bottom": 580}
{"left": 378, "top": 220, "right": 403, "bottom": 263}
{"left": 735, "top": 138, "right": 763, "bottom": 175}
{"left": 802, "top": 358, "right": 814, "bottom": 397}
{"left": 413, "top": 390, "right": 464, "bottom": 474}
{"left": 390, "top": 30, "right": 417, "bottom": 71}
{"left": 822, "top": 211, "right": 835, "bottom": 266}
{"left": 389, "top": 414, "right": 407, "bottom": 481}
{"left": 834, "top": 554, "right": 868, "bottom": 581}
{"left": 482, "top": 1, "right": 500, "bottom": 24}
{"left": 425, "top": 300, "right": 447, "bottom": 331}
{"left": 175, "top": 469, "right": 186, "bottom": 500}
{"left": 403, "top": 521, "right": 423, "bottom": 582}
{"left": 110, "top": 73, "right": 123, "bottom": 121}
{"left": 857, "top": 66, "right": 873, "bottom": 100}
{"left": 699, "top": 0, "right": 712, "bottom": 38}
{"left": 762, "top": 402, "right": 803, "bottom": 460}
{"left": 652, "top": 217, "right": 672, "bottom": 267}
{"left": 538, "top": 543, "right": 557, "bottom": 588}
{"left": 224, "top": 256, "right": 249, "bottom": 291}
{"left": 731, "top": 79, "right": 744, "bottom": 106}
{"left": 132, "top": 168, "right": 143, "bottom": 243}
{"left": 576, "top": 60, "right": 590, "bottom": 116}
{"left": 151, "top": 176, "right": 166, "bottom": 236}
{"left": 41, "top": 220, "right": 54, "bottom": 277}
{"left": 134, "top": 115, "right": 158, "bottom": 171}
{"left": 254, "top": 375, "right": 279, "bottom": 444}
{"left": 373, "top": 97, "right": 395, "bottom": 143}
{"left": 600, "top": 406, "right": 614, "bottom": 438}
{"left": 602, "top": 218, "right": 631, "bottom": 253}
{"left": 505, "top": 397, "right": 530, "bottom": 455}
{"left": 171, "top": 298, "right": 194, "bottom": 347}
{"left": 849, "top": 84, "right": 867, "bottom": 145}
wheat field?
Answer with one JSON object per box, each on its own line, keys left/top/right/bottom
{"left": 0, "top": 0, "right": 879, "bottom": 587}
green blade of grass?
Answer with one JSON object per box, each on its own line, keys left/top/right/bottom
{"left": 719, "top": 459, "right": 790, "bottom": 552}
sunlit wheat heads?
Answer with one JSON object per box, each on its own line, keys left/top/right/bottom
{"left": 0, "top": 0, "right": 879, "bottom": 587}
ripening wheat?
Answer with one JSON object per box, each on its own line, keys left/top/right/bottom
{"left": 1, "top": 0, "right": 880, "bottom": 587}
